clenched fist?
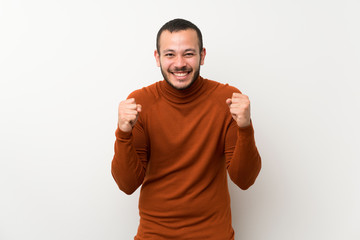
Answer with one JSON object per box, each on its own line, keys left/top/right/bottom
{"left": 226, "top": 93, "right": 251, "bottom": 128}
{"left": 118, "top": 98, "right": 142, "bottom": 132}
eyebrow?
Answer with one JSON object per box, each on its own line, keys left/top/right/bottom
{"left": 162, "top": 48, "right": 197, "bottom": 53}
{"left": 163, "top": 49, "right": 175, "bottom": 53}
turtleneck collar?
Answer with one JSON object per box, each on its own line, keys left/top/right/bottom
{"left": 159, "top": 76, "right": 206, "bottom": 104}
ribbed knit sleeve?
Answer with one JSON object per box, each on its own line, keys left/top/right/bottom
{"left": 111, "top": 121, "right": 149, "bottom": 195}
{"left": 225, "top": 120, "right": 262, "bottom": 190}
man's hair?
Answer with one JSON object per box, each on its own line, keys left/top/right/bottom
{"left": 156, "top": 18, "right": 203, "bottom": 54}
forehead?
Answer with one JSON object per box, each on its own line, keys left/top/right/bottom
{"left": 158, "top": 29, "right": 199, "bottom": 52}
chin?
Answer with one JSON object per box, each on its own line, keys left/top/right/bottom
{"left": 163, "top": 71, "right": 200, "bottom": 90}
{"left": 174, "top": 80, "right": 193, "bottom": 89}
{"left": 167, "top": 79, "right": 194, "bottom": 90}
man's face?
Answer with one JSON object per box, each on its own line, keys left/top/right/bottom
{"left": 155, "top": 29, "right": 206, "bottom": 90}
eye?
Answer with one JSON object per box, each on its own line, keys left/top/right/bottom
{"left": 165, "top": 53, "right": 174, "bottom": 57}
{"left": 185, "top": 52, "right": 195, "bottom": 57}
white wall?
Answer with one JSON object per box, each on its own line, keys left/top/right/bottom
{"left": 1, "top": 0, "right": 359, "bottom": 239}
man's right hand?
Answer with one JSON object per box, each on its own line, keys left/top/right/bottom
{"left": 118, "top": 98, "right": 142, "bottom": 132}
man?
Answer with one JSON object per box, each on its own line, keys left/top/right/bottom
{"left": 112, "top": 18, "right": 261, "bottom": 240}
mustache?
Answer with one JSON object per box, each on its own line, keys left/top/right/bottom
{"left": 170, "top": 66, "right": 192, "bottom": 72}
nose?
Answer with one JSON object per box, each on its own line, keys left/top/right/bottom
{"left": 174, "top": 56, "right": 186, "bottom": 68}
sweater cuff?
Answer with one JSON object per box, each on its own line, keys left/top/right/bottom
{"left": 237, "top": 120, "right": 254, "bottom": 136}
{"left": 115, "top": 127, "right": 132, "bottom": 140}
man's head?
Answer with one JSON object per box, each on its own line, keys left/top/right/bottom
{"left": 156, "top": 18, "right": 203, "bottom": 54}
{"left": 155, "top": 19, "right": 206, "bottom": 90}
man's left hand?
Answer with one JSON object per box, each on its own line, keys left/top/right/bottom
{"left": 226, "top": 93, "right": 251, "bottom": 128}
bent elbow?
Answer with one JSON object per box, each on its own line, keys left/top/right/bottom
{"left": 230, "top": 158, "right": 261, "bottom": 190}
{"left": 112, "top": 175, "right": 139, "bottom": 195}
{"left": 120, "top": 185, "right": 137, "bottom": 195}
{"left": 230, "top": 175, "right": 255, "bottom": 190}
{"left": 239, "top": 179, "right": 256, "bottom": 190}
{"left": 111, "top": 166, "right": 140, "bottom": 195}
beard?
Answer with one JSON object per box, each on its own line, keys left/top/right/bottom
{"left": 160, "top": 64, "right": 201, "bottom": 90}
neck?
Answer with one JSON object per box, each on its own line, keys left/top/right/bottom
{"left": 160, "top": 75, "right": 206, "bottom": 104}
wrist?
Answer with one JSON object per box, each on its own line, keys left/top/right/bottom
{"left": 118, "top": 122, "right": 132, "bottom": 133}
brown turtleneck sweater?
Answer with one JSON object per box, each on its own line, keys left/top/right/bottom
{"left": 111, "top": 76, "right": 261, "bottom": 240}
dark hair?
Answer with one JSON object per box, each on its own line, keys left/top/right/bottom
{"left": 156, "top": 18, "right": 203, "bottom": 54}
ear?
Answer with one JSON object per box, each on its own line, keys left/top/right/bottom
{"left": 200, "top": 48, "right": 206, "bottom": 65}
{"left": 154, "top": 50, "right": 160, "bottom": 67}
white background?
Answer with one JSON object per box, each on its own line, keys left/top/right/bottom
{"left": 1, "top": 0, "right": 359, "bottom": 239}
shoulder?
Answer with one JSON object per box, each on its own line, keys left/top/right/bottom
{"left": 201, "top": 78, "right": 242, "bottom": 117}
{"left": 203, "top": 78, "right": 241, "bottom": 99}
{"left": 127, "top": 82, "right": 160, "bottom": 106}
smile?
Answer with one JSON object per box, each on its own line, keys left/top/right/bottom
{"left": 173, "top": 72, "right": 189, "bottom": 77}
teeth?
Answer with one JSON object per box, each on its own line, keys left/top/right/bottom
{"left": 173, "top": 72, "right": 187, "bottom": 76}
